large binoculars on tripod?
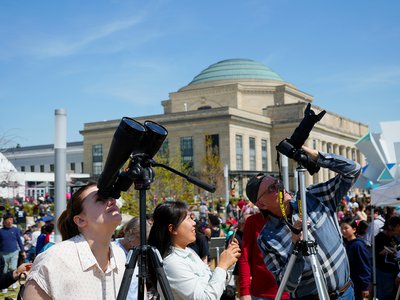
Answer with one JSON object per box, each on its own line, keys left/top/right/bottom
{"left": 97, "top": 117, "right": 168, "bottom": 199}
{"left": 276, "top": 103, "right": 326, "bottom": 175}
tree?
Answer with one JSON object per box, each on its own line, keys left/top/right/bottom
{"left": 149, "top": 147, "right": 195, "bottom": 202}
{"left": 199, "top": 137, "right": 224, "bottom": 200}
{"left": 119, "top": 147, "right": 195, "bottom": 216}
{"left": 0, "top": 130, "right": 20, "bottom": 153}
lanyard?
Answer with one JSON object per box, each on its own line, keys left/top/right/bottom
{"left": 277, "top": 152, "right": 302, "bottom": 234}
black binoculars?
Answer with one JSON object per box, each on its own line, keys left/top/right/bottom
{"left": 97, "top": 117, "right": 168, "bottom": 199}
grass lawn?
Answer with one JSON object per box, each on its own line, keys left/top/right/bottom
{"left": 3, "top": 283, "right": 21, "bottom": 299}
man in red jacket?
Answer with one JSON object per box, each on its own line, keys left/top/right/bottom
{"left": 238, "top": 212, "right": 289, "bottom": 300}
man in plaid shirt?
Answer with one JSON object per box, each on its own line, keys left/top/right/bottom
{"left": 246, "top": 146, "right": 361, "bottom": 299}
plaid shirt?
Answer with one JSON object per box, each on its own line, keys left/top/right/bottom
{"left": 258, "top": 152, "right": 361, "bottom": 298}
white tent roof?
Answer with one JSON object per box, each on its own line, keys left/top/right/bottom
{"left": 371, "top": 177, "right": 400, "bottom": 207}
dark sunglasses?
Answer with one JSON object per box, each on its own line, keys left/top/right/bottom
{"left": 256, "top": 179, "right": 284, "bottom": 202}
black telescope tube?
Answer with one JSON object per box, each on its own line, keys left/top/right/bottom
{"left": 97, "top": 117, "right": 147, "bottom": 198}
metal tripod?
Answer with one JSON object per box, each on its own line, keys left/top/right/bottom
{"left": 274, "top": 165, "right": 330, "bottom": 300}
{"left": 117, "top": 189, "right": 174, "bottom": 300}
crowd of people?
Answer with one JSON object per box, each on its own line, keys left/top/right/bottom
{"left": 0, "top": 147, "right": 400, "bottom": 299}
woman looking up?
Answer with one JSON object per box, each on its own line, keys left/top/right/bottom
{"left": 148, "top": 200, "right": 241, "bottom": 300}
{"left": 24, "top": 182, "right": 126, "bottom": 300}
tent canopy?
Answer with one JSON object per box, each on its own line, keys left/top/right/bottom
{"left": 371, "top": 177, "right": 400, "bottom": 207}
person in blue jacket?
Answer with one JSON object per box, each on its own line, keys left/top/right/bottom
{"left": 340, "top": 217, "right": 372, "bottom": 300}
{"left": 0, "top": 213, "right": 26, "bottom": 292}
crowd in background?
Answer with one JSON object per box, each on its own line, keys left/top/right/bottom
{"left": 1, "top": 191, "right": 400, "bottom": 299}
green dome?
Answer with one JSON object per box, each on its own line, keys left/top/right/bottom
{"left": 189, "top": 59, "right": 284, "bottom": 85}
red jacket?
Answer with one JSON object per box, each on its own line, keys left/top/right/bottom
{"left": 238, "top": 213, "right": 289, "bottom": 299}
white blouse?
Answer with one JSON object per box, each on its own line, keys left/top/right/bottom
{"left": 161, "top": 247, "right": 227, "bottom": 300}
{"left": 27, "top": 234, "right": 126, "bottom": 300}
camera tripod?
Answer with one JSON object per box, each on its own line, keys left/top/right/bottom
{"left": 274, "top": 164, "right": 329, "bottom": 300}
{"left": 117, "top": 162, "right": 174, "bottom": 300}
{"left": 116, "top": 155, "right": 216, "bottom": 300}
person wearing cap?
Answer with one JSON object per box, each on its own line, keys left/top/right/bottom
{"left": 246, "top": 145, "right": 361, "bottom": 300}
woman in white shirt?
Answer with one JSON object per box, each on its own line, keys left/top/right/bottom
{"left": 23, "top": 182, "right": 127, "bottom": 300}
{"left": 148, "top": 200, "right": 240, "bottom": 300}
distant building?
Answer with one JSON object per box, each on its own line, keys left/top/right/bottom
{"left": 80, "top": 59, "right": 368, "bottom": 197}
{"left": 3, "top": 141, "right": 89, "bottom": 201}
{"left": 0, "top": 152, "right": 24, "bottom": 201}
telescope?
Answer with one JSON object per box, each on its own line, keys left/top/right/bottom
{"left": 276, "top": 103, "right": 326, "bottom": 175}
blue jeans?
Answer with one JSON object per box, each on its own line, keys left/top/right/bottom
{"left": 0, "top": 250, "right": 19, "bottom": 273}
{"left": 292, "top": 285, "right": 354, "bottom": 300}
{"left": 252, "top": 297, "right": 274, "bottom": 300}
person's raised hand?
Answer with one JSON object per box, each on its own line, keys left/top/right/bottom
{"left": 13, "top": 262, "right": 33, "bottom": 280}
{"left": 218, "top": 239, "right": 241, "bottom": 270}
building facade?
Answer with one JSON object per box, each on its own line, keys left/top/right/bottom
{"left": 80, "top": 59, "right": 368, "bottom": 197}
{"left": 3, "top": 141, "right": 88, "bottom": 201}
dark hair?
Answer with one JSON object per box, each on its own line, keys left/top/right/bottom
{"left": 357, "top": 220, "right": 369, "bottom": 236}
{"left": 365, "top": 205, "right": 384, "bottom": 216}
{"left": 43, "top": 223, "right": 54, "bottom": 234}
{"left": 341, "top": 217, "right": 369, "bottom": 236}
{"left": 384, "top": 216, "right": 400, "bottom": 230}
{"left": 208, "top": 213, "right": 220, "bottom": 227}
{"left": 148, "top": 200, "right": 188, "bottom": 258}
{"left": 57, "top": 182, "right": 97, "bottom": 241}
{"left": 2, "top": 213, "right": 13, "bottom": 220}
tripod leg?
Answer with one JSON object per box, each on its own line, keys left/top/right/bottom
{"left": 308, "top": 254, "right": 329, "bottom": 300}
{"left": 275, "top": 251, "right": 299, "bottom": 300}
{"left": 148, "top": 246, "right": 174, "bottom": 300}
{"left": 117, "top": 248, "right": 142, "bottom": 300}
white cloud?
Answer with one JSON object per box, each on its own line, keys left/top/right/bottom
{"left": 30, "top": 15, "right": 144, "bottom": 58}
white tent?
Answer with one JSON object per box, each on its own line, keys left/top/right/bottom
{"left": 371, "top": 178, "right": 400, "bottom": 300}
{"left": 371, "top": 177, "right": 400, "bottom": 207}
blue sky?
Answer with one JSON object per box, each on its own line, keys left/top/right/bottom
{"left": 0, "top": 0, "right": 399, "bottom": 147}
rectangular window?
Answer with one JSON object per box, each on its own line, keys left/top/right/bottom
{"left": 236, "top": 135, "right": 243, "bottom": 170}
{"left": 50, "top": 164, "right": 54, "bottom": 172}
{"left": 159, "top": 139, "right": 169, "bottom": 158}
{"left": 92, "top": 144, "right": 103, "bottom": 163}
{"left": 92, "top": 162, "right": 103, "bottom": 176}
{"left": 313, "top": 139, "right": 317, "bottom": 150}
{"left": 249, "top": 137, "right": 256, "bottom": 170}
{"left": 205, "top": 134, "right": 220, "bottom": 156}
{"left": 70, "top": 162, "right": 76, "bottom": 172}
{"left": 180, "top": 136, "right": 193, "bottom": 167}
{"left": 261, "top": 139, "right": 268, "bottom": 171}
{"left": 40, "top": 165, "right": 44, "bottom": 172}
{"left": 30, "top": 165, "right": 35, "bottom": 172}
{"left": 21, "top": 166, "right": 25, "bottom": 172}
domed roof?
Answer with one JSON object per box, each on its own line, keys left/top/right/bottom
{"left": 189, "top": 59, "right": 284, "bottom": 85}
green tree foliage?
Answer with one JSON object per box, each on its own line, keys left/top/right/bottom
{"left": 119, "top": 147, "right": 195, "bottom": 216}
{"left": 199, "top": 137, "right": 224, "bottom": 199}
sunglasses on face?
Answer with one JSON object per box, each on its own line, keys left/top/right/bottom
{"left": 256, "top": 179, "right": 284, "bottom": 202}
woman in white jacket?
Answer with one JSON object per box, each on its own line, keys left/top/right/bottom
{"left": 148, "top": 200, "right": 241, "bottom": 300}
